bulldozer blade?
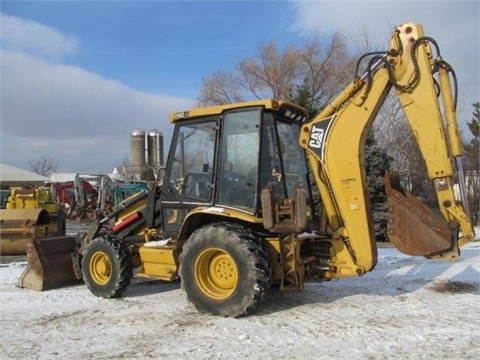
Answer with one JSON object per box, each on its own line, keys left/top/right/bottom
{"left": 17, "top": 236, "right": 82, "bottom": 291}
{"left": 384, "top": 172, "right": 453, "bottom": 257}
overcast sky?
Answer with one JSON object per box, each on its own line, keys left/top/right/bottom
{"left": 1, "top": 0, "right": 478, "bottom": 173}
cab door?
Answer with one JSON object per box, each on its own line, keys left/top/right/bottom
{"left": 216, "top": 109, "right": 261, "bottom": 213}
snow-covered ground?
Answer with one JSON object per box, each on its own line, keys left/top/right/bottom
{"left": 1, "top": 227, "right": 479, "bottom": 359}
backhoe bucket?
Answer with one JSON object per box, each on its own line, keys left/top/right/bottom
{"left": 384, "top": 172, "right": 453, "bottom": 257}
{"left": 17, "top": 236, "right": 82, "bottom": 291}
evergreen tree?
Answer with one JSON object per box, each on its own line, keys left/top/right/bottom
{"left": 463, "top": 102, "right": 480, "bottom": 171}
{"left": 462, "top": 102, "right": 480, "bottom": 224}
{"left": 289, "top": 82, "right": 319, "bottom": 119}
{"left": 365, "top": 133, "right": 393, "bottom": 241}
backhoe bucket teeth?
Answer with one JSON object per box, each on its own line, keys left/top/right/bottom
{"left": 17, "top": 236, "right": 82, "bottom": 291}
{"left": 384, "top": 172, "right": 453, "bottom": 257}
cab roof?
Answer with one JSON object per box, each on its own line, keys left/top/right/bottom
{"left": 169, "top": 99, "right": 308, "bottom": 123}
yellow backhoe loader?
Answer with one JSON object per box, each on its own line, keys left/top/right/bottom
{"left": 17, "top": 22, "right": 475, "bottom": 317}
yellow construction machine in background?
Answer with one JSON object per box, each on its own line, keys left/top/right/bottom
{"left": 0, "top": 187, "right": 65, "bottom": 255}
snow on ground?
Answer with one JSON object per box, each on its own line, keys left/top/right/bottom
{"left": 1, "top": 227, "right": 479, "bottom": 359}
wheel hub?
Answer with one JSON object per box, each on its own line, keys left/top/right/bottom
{"left": 90, "top": 251, "right": 112, "bottom": 285}
{"left": 195, "top": 248, "right": 238, "bottom": 300}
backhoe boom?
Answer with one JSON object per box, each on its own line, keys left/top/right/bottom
{"left": 300, "top": 23, "right": 474, "bottom": 280}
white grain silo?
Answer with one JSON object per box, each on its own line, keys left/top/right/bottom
{"left": 130, "top": 128, "right": 146, "bottom": 167}
{"left": 147, "top": 129, "right": 164, "bottom": 167}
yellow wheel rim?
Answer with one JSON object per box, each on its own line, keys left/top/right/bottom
{"left": 90, "top": 251, "right": 112, "bottom": 285}
{"left": 195, "top": 248, "right": 238, "bottom": 300}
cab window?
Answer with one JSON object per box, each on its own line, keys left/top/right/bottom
{"left": 168, "top": 121, "right": 216, "bottom": 201}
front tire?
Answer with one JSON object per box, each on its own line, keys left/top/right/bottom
{"left": 81, "top": 236, "right": 133, "bottom": 298}
{"left": 179, "top": 222, "right": 271, "bottom": 317}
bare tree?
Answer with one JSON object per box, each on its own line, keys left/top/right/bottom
{"left": 27, "top": 155, "right": 58, "bottom": 176}
{"left": 198, "top": 31, "right": 353, "bottom": 109}
{"left": 198, "top": 70, "right": 245, "bottom": 105}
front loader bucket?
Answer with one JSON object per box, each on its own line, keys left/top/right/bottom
{"left": 385, "top": 172, "right": 453, "bottom": 257}
{"left": 17, "top": 236, "right": 82, "bottom": 291}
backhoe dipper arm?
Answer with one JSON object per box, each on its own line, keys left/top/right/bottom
{"left": 299, "top": 22, "right": 475, "bottom": 279}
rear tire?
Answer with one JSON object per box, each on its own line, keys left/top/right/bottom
{"left": 179, "top": 222, "right": 271, "bottom": 317}
{"left": 81, "top": 236, "right": 133, "bottom": 298}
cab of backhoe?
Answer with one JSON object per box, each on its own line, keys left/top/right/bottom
{"left": 162, "top": 99, "right": 312, "bottom": 236}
